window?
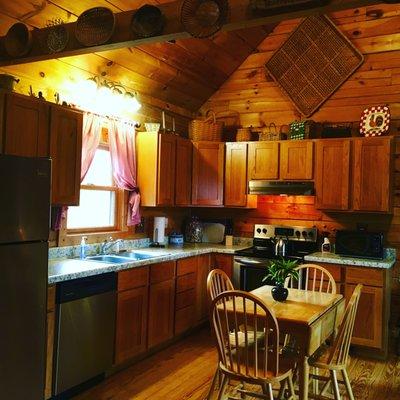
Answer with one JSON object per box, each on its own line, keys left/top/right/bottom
{"left": 67, "top": 147, "right": 120, "bottom": 232}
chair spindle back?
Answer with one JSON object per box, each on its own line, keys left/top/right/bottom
{"left": 207, "top": 269, "right": 234, "bottom": 301}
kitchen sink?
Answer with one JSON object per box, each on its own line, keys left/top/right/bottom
{"left": 121, "top": 251, "right": 165, "bottom": 260}
{"left": 86, "top": 255, "right": 134, "bottom": 264}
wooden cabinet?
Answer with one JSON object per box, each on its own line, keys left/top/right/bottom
{"left": 45, "top": 286, "right": 55, "bottom": 400}
{"left": 137, "top": 132, "right": 175, "bottom": 207}
{"left": 148, "top": 262, "right": 176, "bottom": 348}
{"left": 353, "top": 137, "right": 393, "bottom": 212}
{"left": 248, "top": 141, "right": 279, "bottom": 180}
{"left": 225, "top": 143, "right": 248, "bottom": 207}
{"left": 50, "top": 105, "right": 83, "bottom": 206}
{"left": 280, "top": 140, "right": 313, "bottom": 180}
{"left": 316, "top": 137, "right": 393, "bottom": 212}
{"left": 175, "top": 137, "right": 192, "bottom": 206}
{"left": 315, "top": 139, "right": 351, "bottom": 210}
{"left": 2, "top": 92, "right": 49, "bottom": 157}
{"left": 196, "top": 254, "right": 211, "bottom": 322}
{"left": 213, "top": 254, "right": 233, "bottom": 279}
{"left": 115, "top": 267, "right": 149, "bottom": 364}
{"left": 192, "top": 141, "right": 224, "bottom": 206}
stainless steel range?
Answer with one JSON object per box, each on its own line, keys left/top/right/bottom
{"left": 234, "top": 224, "right": 318, "bottom": 291}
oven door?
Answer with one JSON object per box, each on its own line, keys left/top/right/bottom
{"left": 234, "top": 257, "right": 274, "bottom": 291}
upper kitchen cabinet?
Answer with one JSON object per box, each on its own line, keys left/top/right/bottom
{"left": 248, "top": 141, "right": 279, "bottom": 180}
{"left": 280, "top": 140, "right": 313, "bottom": 180}
{"left": 50, "top": 105, "right": 83, "bottom": 206}
{"left": 316, "top": 137, "right": 393, "bottom": 213}
{"left": 175, "top": 137, "right": 193, "bottom": 206}
{"left": 225, "top": 143, "right": 247, "bottom": 207}
{"left": 2, "top": 92, "right": 49, "bottom": 157}
{"left": 192, "top": 141, "right": 224, "bottom": 206}
{"left": 137, "top": 132, "right": 177, "bottom": 207}
{"left": 353, "top": 137, "right": 393, "bottom": 212}
{"left": 315, "top": 139, "right": 351, "bottom": 211}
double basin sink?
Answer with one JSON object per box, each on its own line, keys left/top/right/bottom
{"left": 86, "top": 251, "right": 170, "bottom": 264}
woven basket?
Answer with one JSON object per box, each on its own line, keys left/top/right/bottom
{"left": 236, "top": 128, "right": 252, "bottom": 142}
{"left": 258, "top": 123, "right": 285, "bottom": 141}
{"left": 189, "top": 110, "right": 223, "bottom": 141}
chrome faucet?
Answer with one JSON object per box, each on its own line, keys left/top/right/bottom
{"left": 101, "top": 237, "right": 123, "bottom": 255}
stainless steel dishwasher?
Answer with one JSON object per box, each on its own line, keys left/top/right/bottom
{"left": 54, "top": 272, "right": 117, "bottom": 397}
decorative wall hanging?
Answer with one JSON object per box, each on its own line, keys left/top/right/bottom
{"left": 265, "top": 14, "right": 364, "bottom": 117}
{"left": 360, "top": 105, "right": 391, "bottom": 137}
{"left": 181, "top": 0, "right": 229, "bottom": 38}
{"left": 75, "top": 7, "right": 115, "bottom": 47}
{"left": 249, "top": 0, "right": 329, "bottom": 15}
{"left": 131, "top": 5, "right": 165, "bottom": 38}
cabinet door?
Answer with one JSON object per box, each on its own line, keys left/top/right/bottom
{"left": 50, "top": 106, "right": 83, "bottom": 206}
{"left": 213, "top": 254, "right": 233, "bottom": 279}
{"left": 4, "top": 93, "right": 49, "bottom": 157}
{"left": 353, "top": 137, "right": 392, "bottom": 212}
{"left": 192, "top": 142, "right": 224, "bottom": 206}
{"left": 196, "top": 254, "right": 211, "bottom": 322}
{"left": 225, "top": 143, "right": 248, "bottom": 206}
{"left": 248, "top": 142, "right": 279, "bottom": 180}
{"left": 280, "top": 140, "right": 313, "bottom": 180}
{"left": 157, "top": 134, "right": 176, "bottom": 206}
{"left": 175, "top": 137, "right": 192, "bottom": 206}
{"left": 345, "top": 284, "right": 383, "bottom": 349}
{"left": 115, "top": 286, "right": 148, "bottom": 364}
{"left": 148, "top": 279, "right": 175, "bottom": 348}
{"left": 315, "top": 139, "right": 351, "bottom": 210}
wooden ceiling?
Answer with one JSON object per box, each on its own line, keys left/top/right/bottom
{"left": 0, "top": 0, "right": 275, "bottom": 122}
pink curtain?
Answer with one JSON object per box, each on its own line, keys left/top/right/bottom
{"left": 81, "top": 112, "right": 103, "bottom": 181}
{"left": 108, "top": 119, "right": 141, "bottom": 226}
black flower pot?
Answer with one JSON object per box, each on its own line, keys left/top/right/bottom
{"left": 271, "top": 284, "right": 288, "bottom": 302}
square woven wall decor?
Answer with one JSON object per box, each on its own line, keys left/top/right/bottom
{"left": 265, "top": 14, "right": 364, "bottom": 117}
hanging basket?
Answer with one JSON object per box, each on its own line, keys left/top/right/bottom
{"left": 189, "top": 110, "right": 223, "bottom": 141}
{"left": 236, "top": 128, "right": 252, "bottom": 142}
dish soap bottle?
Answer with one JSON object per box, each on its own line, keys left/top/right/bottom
{"left": 321, "top": 237, "right": 331, "bottom": 253}
{"left": 80, "top": 236, "right": 88, "bottom": 259}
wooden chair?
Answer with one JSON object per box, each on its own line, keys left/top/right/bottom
{"left": 207, "top": 268, "right": 234, "bottom": 301}
{"left": 285, "top": 264, "right": 337, "bottom": 294}
{"left": 210, "top": 290, "right": 296, "bottom": 400}
{"left": 308, "top": 284, "right": 363, "bottom": 400}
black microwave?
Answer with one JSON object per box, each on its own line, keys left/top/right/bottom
{"left": 335, "top": 230, "right": 384, "bottom": 260}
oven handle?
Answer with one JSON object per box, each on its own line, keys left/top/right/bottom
{"left": 234, "top": 257, "right": 266, "bottom": 266}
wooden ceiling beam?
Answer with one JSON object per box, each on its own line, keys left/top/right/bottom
{"left": 0, "top": 0, "right": 387, "bottom": 67}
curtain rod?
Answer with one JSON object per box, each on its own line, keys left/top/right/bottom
{"left": 85, "top": 110, "right": 141, "bottom": 129}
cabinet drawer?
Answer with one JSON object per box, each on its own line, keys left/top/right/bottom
{"left": 176, "top": 289, "right": 196, "bottom": 310}
{"left": 47, "top": 285, "right": 56, "bottom": 312}
{"left": 315, "top": 263, "right": 343, "bottom": 282}
{"left": 118, "top": 267, "right": 149, "bottom": 291}
{"left": 150, "top": 261, "right": 176, "bottom": 284}
{"left": 346, "top": 267, "right": 384, "bottom": 287}
{"left": 177, "top": 257, "right": 197, "bottom": 276}
{"left": 175, "top": 305, "right": 196, "bottom": 335}
{"left": 176, "top": 273, "right": 196, "bottom": 293}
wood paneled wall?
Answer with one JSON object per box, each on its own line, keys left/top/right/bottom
{"left": 201, "top": 3, "right": 400, "bottom": 327}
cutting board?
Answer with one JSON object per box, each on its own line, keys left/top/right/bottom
{"left": 202, "top": 223, "right": 225, "bottom": 243}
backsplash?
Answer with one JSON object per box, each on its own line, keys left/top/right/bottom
{"left": 49, "top": 238, "right": 151, "bottom": 260}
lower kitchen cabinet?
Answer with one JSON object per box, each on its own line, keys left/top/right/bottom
{"left": 45, "top": 286, "right": 56, "bottom": 400}
{"left": 115, "top": 267, "right": 149, "bottom": 364}
{"left": 148, "top": 262, "right": 176, "bottom": 348}
{"left": 213, "top": 254, "right": 233, "bottom": 279}
{"left": 196, "top": 254, "right": 211, "bottom": 322}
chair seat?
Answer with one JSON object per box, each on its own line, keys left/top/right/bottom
{"left": 229, "top": 330, "right": 265, "bottom": 348}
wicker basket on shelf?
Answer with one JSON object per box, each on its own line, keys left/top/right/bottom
{"left": 236, "top": 128, "right": 252, "bottom": 142}
{"left": 189, "top": 110, "right": 223, "bottom": 141}
{"left": 258, "top": 123, "right": 286, "bottom": 141}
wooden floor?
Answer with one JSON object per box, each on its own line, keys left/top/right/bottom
{"left": 74, "top": 329, "right": 400, "bottom": 400}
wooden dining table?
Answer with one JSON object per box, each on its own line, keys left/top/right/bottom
{"left": 247, "top": 286, "right": 345, "bottom": 400}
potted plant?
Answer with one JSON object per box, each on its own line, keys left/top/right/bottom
{"left": 262, "top": 258, "right": 299, "bottom": 301}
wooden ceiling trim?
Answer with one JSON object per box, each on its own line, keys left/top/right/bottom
{"left": 0, "top": 0, "right": 387, "bottom": 67}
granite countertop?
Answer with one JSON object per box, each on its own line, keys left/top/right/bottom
{"left": 304, "top": 251, "right": 396, "bottom": 269}
{"left": 48, "top": 243, "right": 246, "bottom": 284}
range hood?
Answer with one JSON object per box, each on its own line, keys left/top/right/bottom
{"left": 248, "top": 180, "right": 314, "bottom": 195}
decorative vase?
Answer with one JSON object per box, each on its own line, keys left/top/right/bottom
{"left": 271, "top": 284, "right": 288, "bottom": 302}
{"left": 185, "top": 216, "right": 203, "bottom": 243}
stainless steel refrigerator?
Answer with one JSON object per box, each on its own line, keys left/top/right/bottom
{"left": 0, "top": 155, "right": 50, "bottom": 399}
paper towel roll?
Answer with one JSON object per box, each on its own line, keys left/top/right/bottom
{"left": 153, "top": 217, "right": 166, "bottom": 243}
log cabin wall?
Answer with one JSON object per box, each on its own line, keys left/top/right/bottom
{"left": 200, "top": 3, "right": 400, "bottom": 327}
